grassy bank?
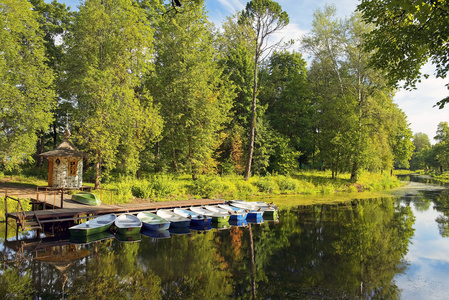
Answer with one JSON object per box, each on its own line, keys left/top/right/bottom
{"left": 0, "top": 171, "right": 403, "bottom": 218}
{"left": 92, "top": 170, "right": 403, "bottom": 204}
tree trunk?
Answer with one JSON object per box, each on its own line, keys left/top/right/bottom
{"left": 36, "top": 130, "right": 44, "bottom": 167}
{"left": 171, "top": 147, "right": 178, "bottom": 172}
{"left": 244, "top": 53, "right": 260, "bottom": 181}
{"left": 95, "top": 151, "right": 101, "bottom": 189}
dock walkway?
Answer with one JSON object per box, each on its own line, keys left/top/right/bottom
{"left": 6, "top": 198, "right": 225, "bottom": 224}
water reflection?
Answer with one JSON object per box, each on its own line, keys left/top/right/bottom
{"left": 2, "top": 181, "right": 449, "bottom": 299}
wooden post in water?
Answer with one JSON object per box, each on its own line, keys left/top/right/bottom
{"left": 61, "top": 187, "right": 64, "bottom": 209}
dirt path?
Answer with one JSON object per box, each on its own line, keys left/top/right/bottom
{"left": 0, "top": 182, "right": 38, "bottom": 199}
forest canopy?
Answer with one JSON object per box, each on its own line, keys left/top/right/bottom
{"left": 3, "top": 0, "right": 444, "bottom": 186}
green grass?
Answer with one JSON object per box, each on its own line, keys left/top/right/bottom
{"left": 0, "top": 170, "right": 406, "bottom": 209}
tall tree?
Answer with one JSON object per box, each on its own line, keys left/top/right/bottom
{"left": 0, "top": 0, "right": 55, "bottom": 170}
{"left": 433, "top": 122, "right": 449, "bottom": 173}
{"left": 240, "top": 0, "right": 289, "bottom": 181}
{"left": 302, "top": 7, "right": 408, "bottom": 180}
{"left": 357, "top": 0, "right": 449, "bottom": 109}
{"left": 64, "top": 0, "right": 162, "bottom": 188}
{"left": 259, "top": 50, "right": 314, "bottom": 167}
{"left": 30, "top": 0, "right": 75, "bottom": 166}
{"left": 217, "top": 13, "right": 255, "bottom": 174}
{"left": 147, "top": 0, "right": 233, "bottom": 180}
{"left": 410, "top": 132, "right": 431, "bottom": 170}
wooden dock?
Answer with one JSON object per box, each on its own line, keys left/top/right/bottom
{"left": 3, "top": 188, "right": 225, "bottom": 236}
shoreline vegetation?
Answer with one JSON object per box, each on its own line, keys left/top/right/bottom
{"left": 0, "top": 170, "right": 419, "bottom": 219}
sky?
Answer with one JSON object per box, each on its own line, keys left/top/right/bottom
{"left": 56, "top": 0, "right": 448, "bottom": 144}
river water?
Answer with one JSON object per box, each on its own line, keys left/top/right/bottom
{"left": 1, "top": 175, "right": 448, "bottom": 299}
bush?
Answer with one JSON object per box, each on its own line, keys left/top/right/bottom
{"left": 254, "top": 176, "right": 279, "bottom": 194}
{"left": 277, "top": 175, "right": 299, "bottom": 193}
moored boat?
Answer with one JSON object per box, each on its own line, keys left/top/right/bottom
{"left": 218, "top": 204, "right": 264, "bottom": 220}
{"left": 230, "top": 200, "right": 278, "bottom": 218}
{"left": 71, "top": 192, "right": 102, "bottom": 206}
{"left": 137, "top": 211, "right": 170, "bottom": 231}
{"left": 156, "top": 209, "right": 191, "bottom": 228}
{"left": 69, "top": 231, "right": 115, "bottom": 244}
{"left": 190, "top": 206, "right": 230, "bottom": 223}
{"left": 69, "top": 213, "right": 116, "bottom": 237}
{"left": 205, "top": 205, "right": 247, "bottom": 221}
{"left": 115, "top": 214, "right": 142, "bottom": 235}
{"left": 173, "top": 208, "right": 211, "bottom": 226}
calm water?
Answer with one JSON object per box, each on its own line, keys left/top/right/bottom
{"left": 1, "top": 176, "right": 448, "bottom": 299}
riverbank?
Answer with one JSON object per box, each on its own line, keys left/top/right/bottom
{"left": 1, "top": 170, "right": 404, "bottom": 206}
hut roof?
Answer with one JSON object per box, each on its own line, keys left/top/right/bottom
{"left": 39, "top": 139, "right": 87, "bottom": 158}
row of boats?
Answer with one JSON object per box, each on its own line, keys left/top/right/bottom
{"left": 68, "top": 200, "right": 278, "bottom": 238}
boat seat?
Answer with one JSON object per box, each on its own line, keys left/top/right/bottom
{"left": 96, "top": 221, "right": 110, "bottom": 224}
{"left": 119, "top": 223, "right": 138, "bottom": 226}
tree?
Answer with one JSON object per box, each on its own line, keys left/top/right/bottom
{"left": 0, "top": 0, "right": 56, "bottom": 170}
{"left": 302, "top": 7, "right": 409, "bottom": 179}
{"left": 357, "top": 0, "right": 449, "bottom": 109}
{"left": 410, "top": 132, "right": 431, "bottom": 170}
{"left": 240, "top": 0, "right": 289, "bottom": 181}
{"left": 147, "top": 0, "right": 233, "bottom": 180}
{"left": 433, "top": 122, "right": 449, "bottom": 173}
{"left": 259, "top": 50, "right": 314, "bottom": 167}
{"left": 217, "top": 13, "right": 255, "bottom": 174}
{"left": 29, "top": 0, "right": 75, "bottom": 166}
{"left": 64, "top": 0, "right": 162, "bottom": 188}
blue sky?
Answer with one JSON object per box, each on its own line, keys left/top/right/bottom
{"left": 54, "top": 0, "right": 448, "bottom": 144}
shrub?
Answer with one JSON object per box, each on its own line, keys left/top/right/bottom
{"left": 277, "top": 175, "right": 299, "bottom": 193}
{"left": 254, "top": 176, "right": 279, "bottom": 194}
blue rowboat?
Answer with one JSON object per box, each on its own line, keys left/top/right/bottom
{"left": 137, "top": 211, "right": 170, "bottom": 231}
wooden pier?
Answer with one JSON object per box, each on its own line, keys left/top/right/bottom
{"left": 3, "top": 187, "right": 225, "bottom": 236}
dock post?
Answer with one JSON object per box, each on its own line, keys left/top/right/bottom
{"left": 61, "top": 188, "right": 64, "bottom": 209}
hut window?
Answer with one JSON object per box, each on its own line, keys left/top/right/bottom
{"left": 68, "top": 160, "right": 77, "bottom": 176}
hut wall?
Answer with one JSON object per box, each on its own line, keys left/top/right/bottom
{"left": 52, "top": 157, "right": 83, "bottom": 188}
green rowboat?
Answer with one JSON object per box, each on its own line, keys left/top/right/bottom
{"left": 71, "top": 192, "right": 102, "bottom": 206}
{"left": 69, "top": 214, "right": 116, "bottom": 237}
{"left": 115, "top": 214, "right": 142, "bottom": 235}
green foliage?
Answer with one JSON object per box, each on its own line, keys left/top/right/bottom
{"left": 254, "top": 176, "right": 279, "bottom": 194}
{"left": 276, "top": 175, "right": 299, "bottom": 193}
{"left": 0, "top": 197, "right": 32, "bottom": 221}
{"left": 148, "top": 1, "right": 233, "bottom": 179}
{"left": 358, "top": 0, "right": 449, "bottom": 108}
{"left": 64, "top": 0, "right": 162, "bottom": 187}
{"left": 0, "top": 269, "right": 33, "bottom": 299}
{"left": 0, "top": 0, "right": 56, "bottom": 170}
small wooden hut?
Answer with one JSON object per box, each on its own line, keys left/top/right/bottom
{"left": 39, "top": 128, "right": 86, "bottom": 189}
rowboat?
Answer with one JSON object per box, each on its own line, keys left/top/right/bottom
{"left": 69, "top": 213, "right": 116, "bottom": 237}
{"left": 137, "top": 211, "right": 170, "bottom": 231}
{"left": 205, "top": 205, "right": 247, "bottom": 221}
{"left": 71, "top": 192, "right": 102, "bottom": 206}
{"left": 190, "top": 206, "right": 230, "bottom": 223}
{"left": 173, "top": 208, "right": 211, "bottom": 226}
{"left": 229, "top": 200, "right": 278, "bottom": 210}
{"left": 115, "top": 214, "right": 142, "bottom": 235}
{"left": 218, "top": 204, "right": 263, "bottom": 220}
{"left": 230, "top": 200, "right": 278, "bottom": 218}
{"left": 156, "top": 209, "right": 191, "bottom": 228}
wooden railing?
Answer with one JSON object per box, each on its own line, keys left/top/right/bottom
{"left": 4, "top": 194, "right": 27, "bottom": 227}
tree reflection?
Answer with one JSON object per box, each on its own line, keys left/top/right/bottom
{"left": 0, "top": 197, "right": 417, "bottom": 299}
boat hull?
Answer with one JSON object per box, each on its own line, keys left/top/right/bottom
{"left": 71, "top": 192, "right": 102, "bottom": 206}
{"left": 69, "top": 214, "right": 116, "bottom": 237}
{"left": 115, "top": 214, "right": 142, "bottom": 235}
{"left": 137, "top": 212, "right": 170, "bottom": 231}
